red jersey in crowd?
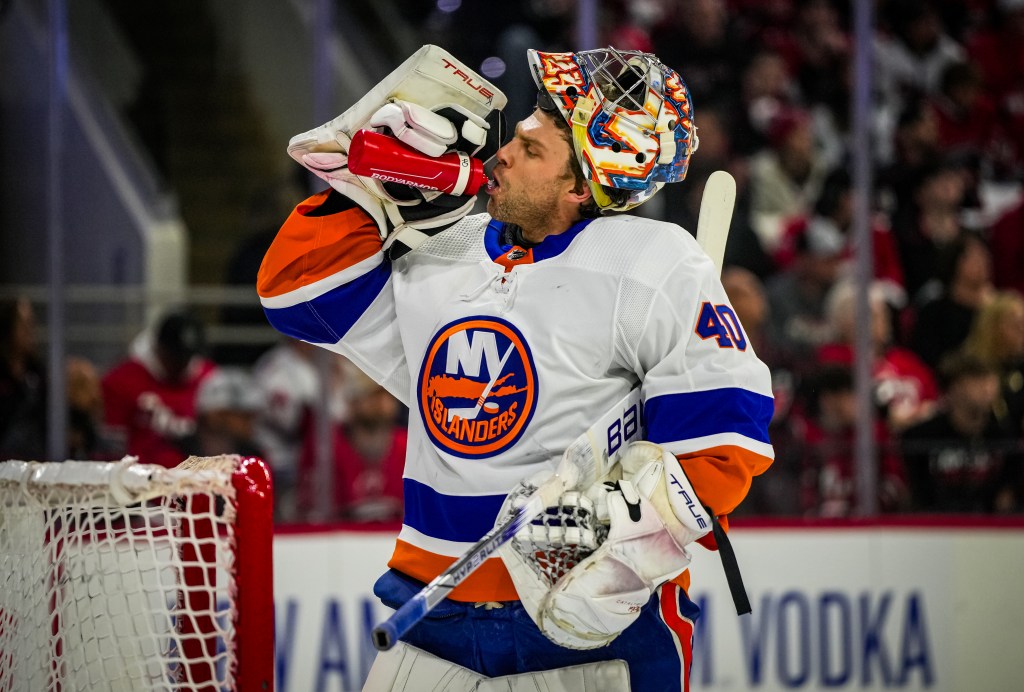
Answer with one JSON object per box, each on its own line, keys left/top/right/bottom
{"left": 773, "top": 215, "right": 906, "bottom": 295}
{"left": 102, "top": 355, "right": 216, "bottom": 468}
{"left": 797, "top": 414, "right": 907, "bottom": 517}
{"left": 817, "top": 343, "right": 940, "bottom": 429}
{"left": 296, "top": 423, "right": 406, "bottom": 522}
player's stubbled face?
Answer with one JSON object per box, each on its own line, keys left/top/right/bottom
{"left": 486, "top": 109, "right": 577, "bottom": 238}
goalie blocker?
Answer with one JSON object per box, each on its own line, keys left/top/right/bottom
{"left": 288, "top": 44, "right": 506, "bottom": 261}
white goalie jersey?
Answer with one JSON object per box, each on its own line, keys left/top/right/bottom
{"left": 257, "top": 192, "right": 774, "bottom": 602}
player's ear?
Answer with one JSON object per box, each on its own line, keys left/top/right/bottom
{"left": 565, "top": 180, "right": 592, "bottom": 206}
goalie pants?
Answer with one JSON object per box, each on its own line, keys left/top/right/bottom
{"left": 373, "top": 569, "right": 701, "bottom": 691}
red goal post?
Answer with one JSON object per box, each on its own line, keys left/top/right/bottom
{"left": 0, "top": 455, "right": 274, "bottom": 691}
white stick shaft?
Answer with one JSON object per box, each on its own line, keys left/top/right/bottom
{"left": 695, "top": 170, "right": 737, "bottom": 276}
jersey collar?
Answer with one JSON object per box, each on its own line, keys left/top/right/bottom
{"left": 484, "top": 217, "right": 594, "bottom": 268}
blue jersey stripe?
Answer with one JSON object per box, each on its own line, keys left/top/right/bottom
{"left": 646, "top": 388, "right": 773, "bottom": 445}
{"left": 484, "top": 218, "right": 593, "bottom": 262}
{"left": 403, "top": 478, "right": 506, "bottom": 542}
{"left": 262, "top": 263, "right": 390, "bottom": 344}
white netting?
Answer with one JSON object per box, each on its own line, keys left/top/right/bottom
{"left": 0, "top": 456, "right": 241, "bottom": 691}
{"left": 505, "top": 487, "right": 607, "bottom": 588}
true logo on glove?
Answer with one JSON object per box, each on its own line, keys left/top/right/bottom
{"left": 440, "top": 58, "right": 496, "bottom": 102}
{"left": 418, "top": 317, "right": 538, "bottom": 458}
{"left": 668, "top": 474, "right": 709, "bottom": 530}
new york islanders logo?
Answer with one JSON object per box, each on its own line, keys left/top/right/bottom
{"left": 418, "top": 317, "right": 538, "bottom": 458}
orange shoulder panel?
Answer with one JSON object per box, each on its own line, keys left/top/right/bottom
{"left": 257, "top": 190, "right": 383, "bottom": 299}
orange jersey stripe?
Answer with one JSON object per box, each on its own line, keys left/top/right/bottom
{"left": 388, "top": 539, "right": 519, "bottom": 602}
{"left": 256, "top": 190, "right": 382, "bottom": 299}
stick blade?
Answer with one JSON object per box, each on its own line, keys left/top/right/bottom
{"left": 695, "top": 170, "right": 737, "bottom": 275}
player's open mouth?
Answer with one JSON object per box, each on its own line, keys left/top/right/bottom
{"left": 486, "top": 174, "right": 502, "bottom": 194}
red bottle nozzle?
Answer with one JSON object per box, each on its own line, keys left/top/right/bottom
{"left": 348, "top": 129, "right": 489, "bottom": 196}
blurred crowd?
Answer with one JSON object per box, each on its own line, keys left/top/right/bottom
{"left": 2, "top": 0, "right": 1023, "bottom": 521}
{"left": 0, "top": 302, "right": 406, "bottom": 524}
{"left": 436, "top": 0, "right": 1024, "bottom": 516}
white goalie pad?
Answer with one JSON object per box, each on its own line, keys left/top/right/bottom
{"left": 287, "top": 44, "right": 505, "bottom": 168}
{"left": 368, "top": 101, "right": 458, "bottom": 158}
{"left": 364, "top": 641, "right": 629, "bottom": 691}
{"left": 618, "top": 441, "right": 714, "bottom": 548}
{"left": 363, "top": 641, "right": 484, "bottom": 691}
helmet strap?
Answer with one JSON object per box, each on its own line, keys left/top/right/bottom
{"left": 587, "top": 180, "right": 615, "bottom": 210}
{"left": 567, "top": 95, "right": 614, "bottom": 209}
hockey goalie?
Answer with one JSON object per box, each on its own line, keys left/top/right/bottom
{"left": 257, "top": 43, "right": 774, "bottom": 691}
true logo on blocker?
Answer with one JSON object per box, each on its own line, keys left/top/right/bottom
{"left": 418, "top": 317, "right": 537, "bottom": 458}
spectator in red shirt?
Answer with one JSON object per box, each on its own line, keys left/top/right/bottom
{"left": 819, "top": 279, "right": 940, "bottom": 431}
{"left": 797, "top": 366, "right": 908, "bottom": 517}
{"left": 774, "top": 167, "right": 907, "bottom": 305}
{"left": 101, "top": 311, "right": 217, "bottom": 468}
{"left": 297, "top": 366, "right": 406, "bottom": 523}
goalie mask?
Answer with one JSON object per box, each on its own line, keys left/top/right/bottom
{"left": 528, "top": 46, "right": 698, "bottom": 213}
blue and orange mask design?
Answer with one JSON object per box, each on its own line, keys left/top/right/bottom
{"left": 418, "top": 316, "right": 538, "bottom": 458}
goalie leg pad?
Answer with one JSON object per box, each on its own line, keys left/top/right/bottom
{"left": 362, "top": 641, "right": 485, "bottom": 691}
{"left": 478, "top": 659, "right": 630, "bottom": 692}
{"left": 364, "top": 642, "right": 629, "bottom": 692}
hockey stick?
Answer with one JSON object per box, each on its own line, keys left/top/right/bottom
{"left": 695, "top": 170, "right": 737, "bottom": 275}
{"left": 692, "top": 169, "right": 755, "bottom": 615}
{"left": 372, "top": 386, "right": 645, "bottom": 651}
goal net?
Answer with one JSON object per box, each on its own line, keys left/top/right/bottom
{"left": 0, "top": 455, "right": 274, "bottom": 691}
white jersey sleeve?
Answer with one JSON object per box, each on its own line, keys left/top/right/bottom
{"left": 626, "top": 227, "right": 774, "bottom": 516}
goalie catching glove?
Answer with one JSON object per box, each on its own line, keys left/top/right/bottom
{"left": 288, "top": 44, "right": 507, "bottom": 260}
{"left": 498, "top": 441, "right": 713, "bottom": 650}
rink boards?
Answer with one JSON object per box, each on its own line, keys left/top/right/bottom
{"left": 271, "top": 520, "right": 1024, "bottom": 692}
